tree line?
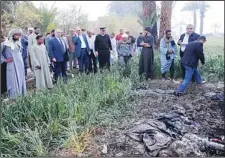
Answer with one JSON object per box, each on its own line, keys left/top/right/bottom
{"left": 108, "top": 1, "right": 211, "bottom": 46}
{"left": 1, "top": 1, "right": 88, "bottom": 36}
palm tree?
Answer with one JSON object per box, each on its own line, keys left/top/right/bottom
{"left": 38, "top": 2, "right": 57, "bottom": 34}
{"left": 199, "top": 1, "right": 210, "bottom": 35}
{"left": 1, "top": 1, "right": 18, "bottom": 35}
{"left": 159, "top": 1, "right": 173, "bottom": 40}
{"left": 181, "top": 1, "right": 200, "bottom": 31}
{"left": 211, "top": 23, "right": 220, "bottom": 34}
{"left": 138, "top": 1, "right": 158, "bottom": 45}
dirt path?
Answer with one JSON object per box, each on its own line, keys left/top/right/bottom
{"left": 94, "top": 80, "right": 224, "bottom": 157}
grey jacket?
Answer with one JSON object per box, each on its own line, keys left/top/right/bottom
{"left": 116, "top": 41, "right": 133, "bottom": 57}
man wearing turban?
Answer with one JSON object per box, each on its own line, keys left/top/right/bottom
{"left": 1, "top": 29, "right": 26, "bottom": 101}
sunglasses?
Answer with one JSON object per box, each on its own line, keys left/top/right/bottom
{"left": 187, "top": 28, "right": 193, "bottom": 30}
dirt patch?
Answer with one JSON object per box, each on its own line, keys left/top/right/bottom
{"left": 94, "top": 80, "right": 224, "bottom": 157}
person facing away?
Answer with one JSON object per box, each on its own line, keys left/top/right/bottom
{"left": 110, "top": 32, "right": 117, "bottom": 65}
{"left": 30, "top": 35, "right": 53, "bottom": 90}
{"left": 115, "top": 29, "right": 123, "bottom": 42}
{"left": 66, "top": 29, "right": 78, "bottom": 70}
{"left": 86, "top": 29, "right": 98, "bottom": 73}
{"left": 177, "top": 24, "right": 200, "bottom": 80}
{"left": 160, "top": 30, "right": 177, "bottom": 81}
{"left": 49, "top": 29, "right": 67, "bottom": 83}
{"left": 1, "top": 29, "right": 26, "bottom": 100}
{"left": 136, "top": 32, "right": 144, "bottom": 55}
{"left": 72, "top": 27, "right": 90, "bottom": 74}
{"left": 139, "top": 27, "right": 154, "bottom": 80}
{"left": 117, "top": 33, "right": 133, "bottom": 76}
{"left": 174, "top": 36, "right": 206, "bottom": 96}
{"left": 94, "top": 27, "right": 112, "bottom": 71}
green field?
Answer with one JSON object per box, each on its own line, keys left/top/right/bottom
{"left": 1, "top": 39, "right": 224, "bottom": 157}
{"left": 205, "top": 37, "right": 224, "bottom": 47}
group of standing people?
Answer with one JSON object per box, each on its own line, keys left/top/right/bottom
{"left": 1, "top": 23, "right": 207, "bottom": 102}
{"left": 158, "top": 24, "right": 206, "bottom": 96}
{"left": 135, "top": 24, "right": 206, "bottom": 96}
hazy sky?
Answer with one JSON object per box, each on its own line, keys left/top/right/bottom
{"left": 32, "top": 1, "right": 224, "bottom": 33}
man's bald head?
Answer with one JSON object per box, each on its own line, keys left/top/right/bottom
{"left": 87, "top": 29, "right": 93, "bottom": 37}
{"left": 69, "top": 29, "right": 76, "bottom": 35}
{"left": 76, "top": 27, "right": 82, "bottom": 35}
{"left": 186, "top": 24, "right": 194, "bottom": 35}
{"left": 55, "top": 29, "right": 62, "bottom": 37}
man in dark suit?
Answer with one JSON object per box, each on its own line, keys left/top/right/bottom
{"left": 49, "top": 29, "right": 67, "bottom": 83}
{"left": 174, "top": 36, "right": 206, "bottom": 96}
{"left": 21, "top": 33, "right": 28, "bottom": 79}
{"left": 72, "top": 27, "right": 90, "bottom": 74}
{"left": 177, "top": 24, "right": 200, "bottom": 80}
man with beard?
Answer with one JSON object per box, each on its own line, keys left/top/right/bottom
{"left": 139, "top": 27, "right": 154, "bottom": 80}
{"left": 94, "top": 27, "right": 112, "bottom": 71}
{"left": 1, "top": 29, "right": 26, "bottom": 101}
{"left": 160, "top": 30, "right": 177, "bottom": 81}
{"left": 30, "top": 35, "right": 53, "bottom": 90}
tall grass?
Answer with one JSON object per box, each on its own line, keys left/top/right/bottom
{"left": 1, "top": 45, "right": 224, "bottom": 156}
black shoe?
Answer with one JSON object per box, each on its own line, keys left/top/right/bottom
{"left": 173, "top": 91, "right": 184, "bottom": 96}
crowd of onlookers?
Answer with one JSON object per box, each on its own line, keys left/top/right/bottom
{"left": 1, "top": 23, "right": 207, "bottom": 102}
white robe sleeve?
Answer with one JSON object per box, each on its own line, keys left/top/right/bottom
{"left": 30, "top": 46, "right": 40, "bottom": 68}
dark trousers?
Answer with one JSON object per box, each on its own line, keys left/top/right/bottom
{"left": 98, "top": 49, "right": 110, "bottom": 71}
{"left": 1, "top": 63, "right": 7, "bottom": 94}
{"left": 180, "top": 51, "right": 195, "bottom": 82}
{"left": 139, "top": 48, "right": 154, "bottom": 79}
{"left": 54, "top": 61, "right": 67, "bottom": 83}
{"left": 88, "top": 49, "right": 98, "bottom": 73}
{"left": 78, "top": 48, "right": 90, "bottom": 73}
{"left": 162, "top": 59, "right": 175, "bottom": 79}
{"left": 23, "top": 55, "right": 27, "bottom": 76}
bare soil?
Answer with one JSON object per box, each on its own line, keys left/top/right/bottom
{"left": 93, "top": 80, "right": 224, "bottom": 157}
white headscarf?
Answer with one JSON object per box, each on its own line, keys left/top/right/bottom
{"left": 4, "top": 29, "right": 22, "bottom": 50}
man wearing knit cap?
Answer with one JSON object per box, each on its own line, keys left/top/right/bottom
{"left": 139, "top": 26, "right": 154, "bottom": 80}
{"left": 94, "top": 27, "right": 112, "bottom": 71}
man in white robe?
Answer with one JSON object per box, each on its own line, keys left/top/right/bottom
{"left": 110, "top": 33, "right": 117, "bottom": 65}
{"left": 1, "top": 29, "right": 26, "bottom": 101}
{"left": 28, "top": 27, "right": 40, "bottom": 71}
{"left": 30, "top": 35, "right": 53, "bottom": 90}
